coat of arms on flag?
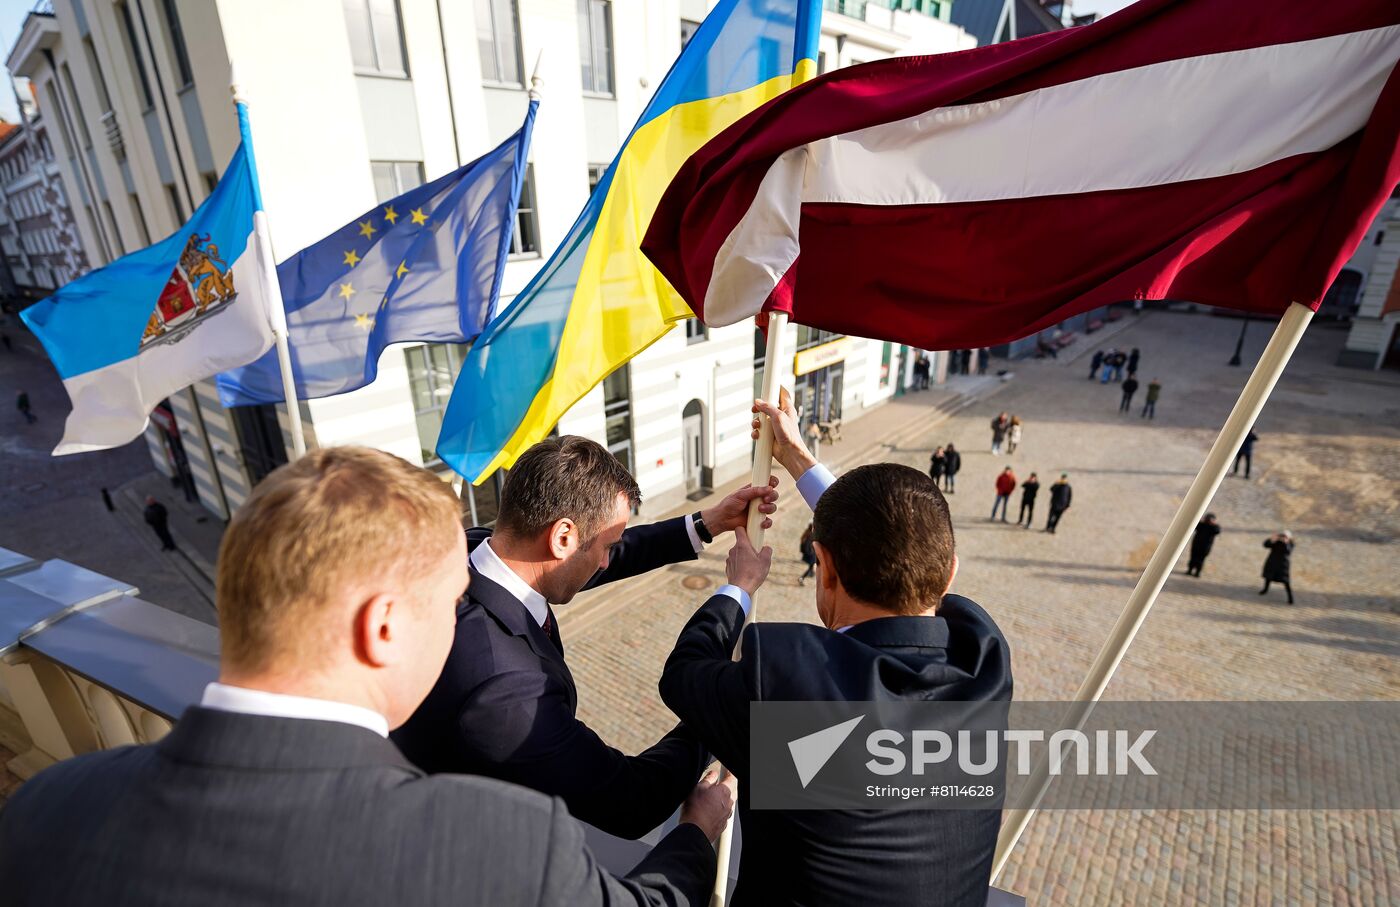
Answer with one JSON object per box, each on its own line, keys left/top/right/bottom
{"left": 142, "top": 233, "right": 240, "bottom": 348}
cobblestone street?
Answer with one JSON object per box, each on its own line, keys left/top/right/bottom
{"left": 560, "top": 310, "right": 1400, "bottom": 905}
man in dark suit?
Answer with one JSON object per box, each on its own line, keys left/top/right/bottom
{"left": 0, "top": 446, "right": 733, "bottom": 906}
{"left": 393, "top": 435, "right": 777, "bottom": 839}
{"left": 659, "top": 389, "right": 1013, "bottom": 906}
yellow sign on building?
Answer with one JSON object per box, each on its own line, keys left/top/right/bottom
{"left": 793, "top": 337, "right": 852, "bottom": 376}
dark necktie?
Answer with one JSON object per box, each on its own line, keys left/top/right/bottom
{"left": 540, "top": 608, "right": 563, "bottom": 655}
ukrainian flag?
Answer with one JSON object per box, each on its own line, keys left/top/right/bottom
{"left": 436, "top": 0, "right": 822, "bottom": 483}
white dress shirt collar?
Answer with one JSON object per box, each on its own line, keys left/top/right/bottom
{"left": 200, "top": 682, "right": 389, "bottom": 738}
{"left": 471, "top": 537, "right": 550, "bottom": 627}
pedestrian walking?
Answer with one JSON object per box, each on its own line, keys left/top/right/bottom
{"left": 1119, "top": 375, "right": 1139, "bottom": 413}
{"left": 1141, "top": 379, "right": 1161, "bottom": 419}
{"left": 991, "top": 466, "right": 1016, "bottom": 522}
{"left": 977, "top": 348, "right": 990, "bottom": 375}
{"left": 16, "top": 390, "right": 35, "bottom": 424}
{"left": 1045, "top": 474, "right": 1072, "bottom": 533}
{"left": 1089, "top": 350, "right": 1104, "bottom": 380}
{"left": 1007, "top": 417, "right": 1022, "bottom": 454}
{"left": 143, "top": 496, "right": 177, "bottom": 551}
{"left": 960, "top": 349, "right": 972, "bottom": 375}
{"left": 798, "top": 523, "right": 817, "bottom": 585}
{"left": 1186, "top": 513, "right": 1220, "bottom": 576}
{"left": 1232, "top": 430, "right": 1259, "bottom": 478}
{"left": 917, "top": 354, "right": 931, "bottom": 389}
{"left": 990, "top": 412, "right": 1010, "bottom": 454}
{"left": 1018, "top": 472, "right": 1040, "bottom": 528}
{"left": 1100, "top": 349, "right": 1117, "bottom": 384}
{"left": 1127, "top": 347, "right": 1141, "bottom": 375}
{"left": 1259, "top": 532, "right": 1295, "bottom": 604}
{"left": 942, "top": 443, "right": 960, "bottom": 493}
{"left": 929, "top": 446, "right": 946, "bottom": 484}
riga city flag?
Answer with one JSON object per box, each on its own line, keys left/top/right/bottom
{"left": 21, "top": 105, "right": 276, "bottom": 455}
{"left": 644, "top": 0, "right": 1400, "bottom": 349}
{"left": 435, "top": 0, "right": 822, "bottom": 483}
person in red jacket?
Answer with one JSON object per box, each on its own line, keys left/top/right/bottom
{"left": 991, "top": 466, "right": 1017, "bottom": 522}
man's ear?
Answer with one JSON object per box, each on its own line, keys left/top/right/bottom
{"left": 814, "top": 541, "right": 840, "bottom": 593}
{"left": 356, "top": 592, "right": 399, "bottom": 668}
{"left": 943, "top": 554, "right": 960, "bottom": 597}
{"left": 547, "top": 518, "right": 578, "bottom": 560}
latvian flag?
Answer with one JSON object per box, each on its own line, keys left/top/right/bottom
{"left": 643, "top": 0, "right": 1400, "bottom": 349}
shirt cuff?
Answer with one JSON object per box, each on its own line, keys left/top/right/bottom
{"left": 796, "top": 463, "right": 837, "bottom": 511}
{"left": 684, "top": 513, "right": 704, "bottom": 553}
{"left": 714, "top": 584, "right": 753, "bottom": 617}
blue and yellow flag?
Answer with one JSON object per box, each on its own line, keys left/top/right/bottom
{"left": 436, "top": 0, "right": 822, "bottom": 482}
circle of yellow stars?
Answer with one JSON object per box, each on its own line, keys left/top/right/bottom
{"left": 339, "top": 202, "right": 432, "bottom": 331}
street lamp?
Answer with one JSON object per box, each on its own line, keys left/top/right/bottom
{"left": 1228, "top": 315, "right": 1250, "bottom": 366}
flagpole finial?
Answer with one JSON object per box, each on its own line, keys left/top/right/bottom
{"left": 229, "top": 63, "right": 247, "bottom": 106}
{"left": 528, "top": 50, "right": 544, "bottom": 101}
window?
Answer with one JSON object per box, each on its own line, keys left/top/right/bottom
{"left": 476, "top": 0, "right": 523, "bottom": 84}
{"left": 587, "top": 163, "right": 607, "bottom": 195}
{"left": 159, "top": 0, "right": 194, "bottom": 87}
{"left": 60, "top": 65, "right": 92, "bottom": 150}
{"left": 577, "top": 0, "right": 614, "bottom": 95}
{"left": 879, "top": 341, "right": 893, "bottom": 388}
{"left": 685, "top": 317, "right": 708, "bottom": 345}
{"left": 602, "top": 365, "right": 633, "bottom": 474}
{"left": 343, "top": 0, "right": 408, "bottom": 76}
{"left": 796, "top": 324, "right": 843, "bottom": 351}
{"left": 82, "top": 38, "right": 113, "bottom": 114}
{"left": 103, "top": 200, "right": 125, "bottom": 255}
{"left": 166, "top": 183, "right": 185, "bottom": 224}
{"left": 680, "top": 18, "right": 701, "bottom": 50}
{"left": 510, "top": 164, "right": 539, "bottom": 257}
{"left": 118, "top": 2, "right": 154, "bottom": 109}
{"left": 818, "top": 51, "right": 827, "bottom": 74}
{"left": 370, "top": 160, "right": 425, "bottom": 203}
{"left": 406, "top": 343, "right": 468, "bottom": 464}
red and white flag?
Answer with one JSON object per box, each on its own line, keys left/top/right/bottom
{"left": 643, "top": 0, "right": 1400, "bottom": 349}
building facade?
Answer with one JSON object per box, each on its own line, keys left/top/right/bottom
{"left": 1337, "top": 198, "right": 1400, "bottom": 371}
{"left": 8, "top": 0, "right": 974, "bottom": 521}
{"left": 0, "top": 82, "right": 88, "bottom": 308}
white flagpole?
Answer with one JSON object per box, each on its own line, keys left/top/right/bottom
{"left": 990, "top": 301, "right": 1315, "bottom": 884}
{"left": 231, "top": 70, "right": 307, "bottom": 460}
{"left": 711, "top": 310, "right": 789, "bottom": 907}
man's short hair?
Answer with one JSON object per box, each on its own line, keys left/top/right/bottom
{"left": 813, "top": 463, "right": 955, "bottom": 615}
{"left": 496, "top": 436, "right": 641, "bottom": 541}
{"left": 216, "top": 446, "right": 463, "bottom": 673}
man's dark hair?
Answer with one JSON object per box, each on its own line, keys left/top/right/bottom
{"left": 812, "top": 463, "right": 955, "bottom": 615}
{"left": 496, "top": 436, "right": 641, "bottom": 541}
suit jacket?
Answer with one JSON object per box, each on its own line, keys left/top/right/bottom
{"left": 1049, "top": 482, "right": 1073, "bottom": 510}
{"left": 0, "top": 708, "right": 715, "bottom": 907}
{"left": 660, "top": 593, "right": 1013, "bottom": 906}
{"left": 393, "top": 517, "right": 709, "bottom": 839}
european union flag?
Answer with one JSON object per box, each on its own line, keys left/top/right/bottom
{"left": 217, "top": 98, "right": 537, "bottom": 406}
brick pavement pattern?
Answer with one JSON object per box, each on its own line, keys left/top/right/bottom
{"left": 559, "top": 311, "right": 1399, "bottom": 905}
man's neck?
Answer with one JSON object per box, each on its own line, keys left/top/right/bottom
{"left": 216, "top": 669, "right": 386, "bottom": 716}
{"left": 827, "top": 597, "right": 935, "bottom": 630}
{"left": 486, "top": 534, "right": 551, "bottom": 597}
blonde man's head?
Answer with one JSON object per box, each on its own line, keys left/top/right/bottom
{"left": 216, "top": 446, "right": 464, "bottom": 679}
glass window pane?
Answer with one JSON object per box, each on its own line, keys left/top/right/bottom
{"left": 396, "top": 161, "right": 425, "bottom": 192}
{"left": 343, "top": 0, "right": 377, "bottom": 70}
{"left": 577, "top": 0, "right": 593, "bottom": 91}
{"left": 476, "top": 0, "right": 498, "bottom": 80}
{"left": 496, "top": 0, "right": 522, "bottom": 83}
{"left": 416, "top": 410, "right": 445, "bottom": 462}
{"left": 606, "top": 414, "right": 630, "bottom": 447}
{"left": 371, "top": 161, "right": 397, "bottom": 203}
{"left": 370, "top": 0, "right": 406, "bottom": 74}
{"left": 593, "top": 1, "right": 613, "bottom": 94}
{"left": 602, "top": 366, "right": 628, "bottom": 406}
